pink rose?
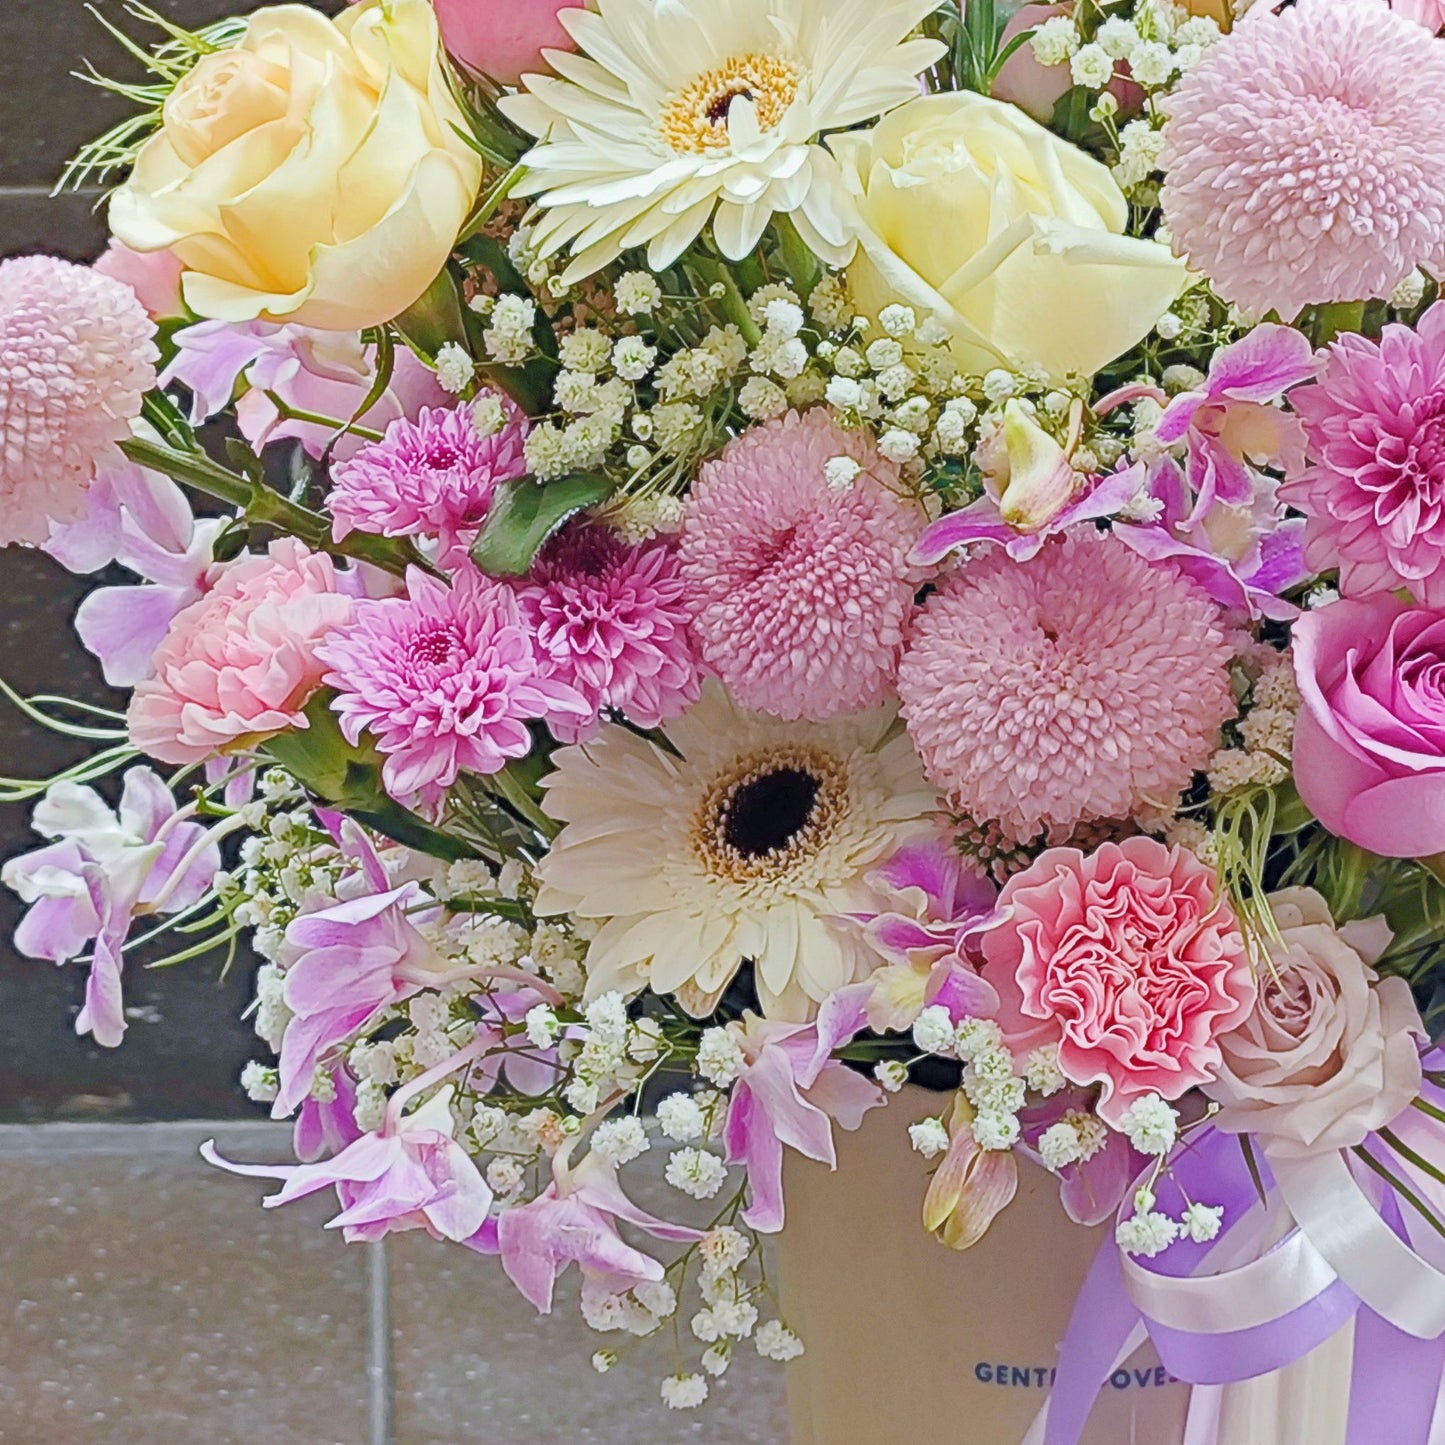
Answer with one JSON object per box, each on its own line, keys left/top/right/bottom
{"left": 128, "top": 539, "right": 354, "bottom": 765}
{"left": 981, "top": 837, "right": 1255, "bottom": 1127}
{"left": 1204, "top": 888, "right": 1424, "bottom": 1156}
{"left": 989, "top": 4, "right": 1073, "bottom": 122}
{"left": 93, "top": 240, "right": 185, "bottom": 320}
{"left": 1292, "top": 595, "right": 1445, "bottom": 857}
{"left": 430, "top": 0, "right": 584, "bottom": 84}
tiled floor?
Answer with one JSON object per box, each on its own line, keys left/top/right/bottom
{"left": 0, "top": 1123, "right": 791, "bottom": 1444}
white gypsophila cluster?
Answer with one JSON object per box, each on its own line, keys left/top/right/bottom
{"left": 433, "top": 342, "right": 475, "bottom": 394}
{"left": 1117, "top": 1183, "right": 1224, "bottom": 1257}
{"left": 481, "top": 293, "right": 536, "bottom": 365}
{"left": 697, "top": 1027, "right": 746, "bottom": 1086}
{"left": 1113, "top": 120, "right": 1168, "bottom": 196}
{"left": 665, "top": 1146, "right": 729, "bottom": 1200}
{"left": 660, "top": 1374, "right": 709, "bottom": 1410}
{"left": 908, "top": 1117, "right": 950, "bottom": 1159}
{"left": 1164, "top": 817, "right": 1219, "bottom": 867}
{"left": 755, "top": 1320, "right": 805, "bottom": 1362}
{"left": 590, "top": 1115, "right": 652, "bottom": 1167}
{"left": 657, "top": 1092, "right": 706, "bottom": 1141}
{"left": 1119, "top": 1093, "right": 1179, "bottom": 1156}
{"left": 1024, "top": 1045, "right": 1066, "bottom": 1096}
{"left": 874, "top": 1059, "right": 909, "bottom": 1093}
{"left": 614, "top": 270, "right": 662, "bottom": 314}
{"left": 1393, "top": 269, "right": 1429, "bottom": 312}
{"left": 912, "top": 1004, "right": 957, "bottom": 1056}
{"left": 240, "top": 1060, "right": 278, "bottom": 1102}
{"left": 1037, "top": 1109, "right": 1109, "bottom": 1172}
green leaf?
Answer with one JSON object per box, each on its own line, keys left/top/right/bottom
{"left": 469, "top": 474, "right": 613, "bottom": 577}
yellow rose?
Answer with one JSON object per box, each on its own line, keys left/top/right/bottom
{"left": 831, "top": 93, "right": 1187, "bottom": 383}
{"left": 110, "top": 0, "right": 483, "bottom": 331}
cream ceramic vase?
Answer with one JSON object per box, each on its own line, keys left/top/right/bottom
{"left": 776, "top": 1086, "right": 1190, "bottom": 1445}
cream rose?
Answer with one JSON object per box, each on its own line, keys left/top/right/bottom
{"left": 1204, "top": 888, "right": 1425, "bottom": 1157}
{"left": 110, "top": 0, "right": 483, "bottom": 331}
{"left": 830, "top": 93, "right": 1187, "bottom": 383}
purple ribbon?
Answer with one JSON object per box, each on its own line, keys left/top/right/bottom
{"left": 1042, "top": 1109, "right": 1445, "bottom": 1445}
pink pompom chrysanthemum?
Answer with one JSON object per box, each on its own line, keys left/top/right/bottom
{"left": 677, "top": 409, "right": 923, "bottom": 722}
{"left": 898, "top": 532, "right": 1235, "bottom": 844}
{"left": 1282, "top": 301, "right": 1445, "bottom": 606}
{"left": 329, "top": 400, "right": 529, "bottom": 564}
{"left": 1160, "top": 0, "right": 1445, "bottom": 319}
{"left": 317, "top": 564, "right": 589, "bottom": 800}
{"left": 0, "top": 255, "right": 158, "bottom": 547}
{"left": 517, "top": 525, "right": 701, "bottom": 743}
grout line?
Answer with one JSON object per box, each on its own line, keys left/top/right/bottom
{"left": 367, "top": 1239, "right": 396, "bottom": 1445}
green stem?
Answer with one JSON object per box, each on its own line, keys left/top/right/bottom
{"left": 121, "top": 434, "right": 427, "bottom": 578}
{"left": 264, "top": 393, "right": 384, "bottom": 444}
{"left": 689, "top": 256, "right": 761, "bottom": 345}
{"left": 773, "top": 215, "right": 821, "bottom": 299}
{"left": 1312, "top": 300, "right": 1366, "bottom": 347}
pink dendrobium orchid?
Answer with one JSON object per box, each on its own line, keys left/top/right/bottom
{"left": 912, "top": 463, "right": 1148, "bottom": 568}
{"left": 487, "top": 1149, "right": 702, "bottom": 1312}
{"left": 1152, "top": 322, "right": 1316, "bottom": 523}
{"left": 1114, "top": 455, "right": 1309, "bottom": 620}
{"left": 293, "top": 1065, "right": 363, "bottom": 1163}
{"left": 273, "top": 880, "right": 478, "bottom": 1118}
{"left": 163, "top": 320, "right": 446, "bottom": 462}
{"left": 0, "top": 770, "right": 222, "bottom": 1046}
{"left": 45, "top": 462, "right": 223, "bottom": 686}
{"left": 1018, "top": 1091, "right": 1145, "bottom": 1228}
{"left": 722, "top": 984, "right": 886, "bottom": 1233}
{"left": 857, "top": 836, "right": 1000, "bottom": 1033}
{"left": 204, "top": 1081, "right": 494, "bottom": 1244}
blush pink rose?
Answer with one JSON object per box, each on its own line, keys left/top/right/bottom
{"left": 93, "top": 240, "right": 185, "bottom": 320}
{"left": 981, "top": 836, "right": 1255, "bottom": 1127}
{"left": 1204, "top": 888, "right": 1424, "bottom": 1156}
{"left": 1292, "top": 595, "right": 1445, "bottom": 857}
{"left": 989, "top": 4, "right": 1074, "bottom": 122}
{"left": 128, "top": 538, "right": 353, "bottom": 765}
{"left": 430, "top": 0, "right": 584, "bottom": 84}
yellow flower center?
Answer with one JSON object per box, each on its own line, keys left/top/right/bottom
{"left": 658, "top": 54, "right": 801, "bottom": 155}
{"left": 693, "top": 745, "right": 848, "bottom": 883}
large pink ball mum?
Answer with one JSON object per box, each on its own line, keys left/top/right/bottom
{"left": 1161, "top": 0, "right": 1445, "bottom": 319}
{"left": 678, "top": 409, "right": 924, "bottom": 722}
{"left": 1282, "top": 302, "right": 1445, "bottom": 606}
{"left": 982, "top": 837, "right": 1255, "bottom": 1128}
{"left": 128, "top": 539, "right": 353, "bottom": 765}
{"left": 0, "top": 255, "right": 157, "bottom": 546}
{"left": 898, "top": 532, "right": 1234, "bottom": 843}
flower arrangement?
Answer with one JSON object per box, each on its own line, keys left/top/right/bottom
{"left": 8, "top": 0, "right": 1445, "bottom": 1433}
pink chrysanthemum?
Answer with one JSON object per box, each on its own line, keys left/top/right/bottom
{"left": 328, "top": 400, "right": 528, "bottom": 563}
{"left": 677, "top": 409, "right": 923, "bottom": 721}
{"left": 0, "top": 256, "right": 157, "bottom": 547}
{"left": 517, "top": 525, "right": 701, "bottom": 743}
{"left": 898, "top": 532, "right": 1235, "bottom": 843}
{"left": 316, "top": 564, "right": 588, "bottom": 800}
{"left": 1160, "top": 0, "right": 1445, "bottom": 319}
{"left": 1282, "top": 302, "right": 1445, "bottom": 605}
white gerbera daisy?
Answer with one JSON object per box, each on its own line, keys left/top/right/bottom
{"left": 534, "top": 681, "right": 940, "bottom": 1020}
{"left": 499, "top": 0, "right": 945, "bottom": 284}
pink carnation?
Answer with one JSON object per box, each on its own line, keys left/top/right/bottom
{"left": 330, "top": 401, "right": 529, "bottom": 565}
{"left": 678, "top": 409, "right": 924, "bottom": 721}
{"left": 128, "top": 539, "right": 352, "bottom": 765}
{"left": 1160, "top": 0, "right": 1445, "bottom": 318}
{"left": 317, "top": 564, "right": 588, "bottom": 800}
{"left": 517, "top": 525, "right": 700, "bottom": 743}
{"left": 898, "top": 532, "right": 1234, "bottom": 844}
{"left": 982, "top": 837, "right": 1255, "bottom": 1126}
{"left": 1282, "top": 302, "right": 1445, "bottom": 606}
{"left": 0, "top": 255, "right": 158, "bottom": 546}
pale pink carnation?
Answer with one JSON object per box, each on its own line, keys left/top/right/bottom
{"left": 1281, "top": 302, "right": 1445, "bottom": 605}
{"left": 317, "top": 564, "right": 588, "bottom": 799}
{"left": 128, "top": 539, "right": 352, "bottom": 765}
{"left": 898, "top": 532, "right": 1234, "bottom": 844}
{"left": 678, "top": 409, "right": 923, "bottom": 721}
{"left": 0, "top": 255, "right": 158, "bottom": 547}
{"left": 1160, "top": 0, "right": 1445, "bottom": 319}
{"left": 982, "top": 837, "right": 1255, "bottom": 1127}
{"left": 517, "top": 525, "right": 701, "bottom": 743}
{"left": 329, "top": 400, "right": 529, "bottom": 564}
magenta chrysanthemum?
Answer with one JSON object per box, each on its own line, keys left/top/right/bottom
{"left": 1160, "top": 0, "right": 1445, "bottom": 319}
{"left": 1282, "top": 302, "right": 1445, "bottom": 605}
{"left": 0, "top": 255, "right": 157, "bottom": 547}
{"left": 898, "top": 532, "right": 1235, "bottom": 843}
{"left": 317, "top": 564, "right": 588, "bottom": 800}
{"left": 328, "top": 399, "right": 528, "bottom": 563}
{"left": 677, "top": 409, "right": 923, "bottom": 721}
{"left": 517, "top": 525, "right": 701, "bottom": 743}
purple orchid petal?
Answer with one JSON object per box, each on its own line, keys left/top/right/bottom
{"left": 911, "top": 498, "right": 1015, "bottom": 566}
{"left": 1206, "top": 322, "right": 1317, "bottom": 404}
